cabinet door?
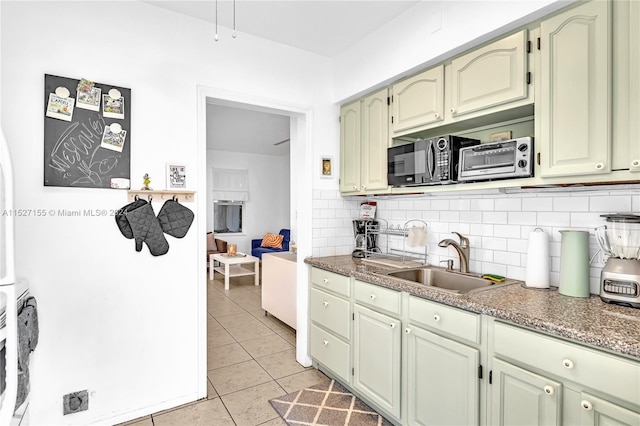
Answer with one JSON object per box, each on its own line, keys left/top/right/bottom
{"left": 391, "top": 65, "right": 444, "bottom": 133}
{"left": 538, "top": 1, "right": 611, "bottom": 177}
{"left": 613, "top": 0, "right": 640, "bottom": 172}
{"left": 353, "top": 304, "right": 401, "bottom": 419}
{"left": 361, "top": 89, "right": 389, "bottom": 192}
{"left": 579, "top": 392, "right": 640, "bottom": 426}
{"left": 405, "top": 325, "right": 480, "bottom": 426}
{"left": 450, "top": 30, "right": 528, "bottom": 117}
{"left": 490, "top": 358, "right": 562, "bottom": 426}
{"left": 339, "top": 100, "right": 361, "bottom": 193}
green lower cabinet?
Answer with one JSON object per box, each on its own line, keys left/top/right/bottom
{"left": 353, "top": 304, "right": 402, "bottom": 420}
{"left": 490, "top": 358, "right": 562, "bottom": 426}
{"left": 405, "top": 324, "right": 480, "bottom": 426}
{"left": 578, "top": 392, "right": 640, "bottom": 426}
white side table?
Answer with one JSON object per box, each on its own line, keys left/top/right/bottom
{"left": 209, "top": 253, "right": 260, "bottom": 290}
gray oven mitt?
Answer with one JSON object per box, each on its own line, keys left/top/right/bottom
{"left": 157, "top": 198, "right": 194, "bottom": 238}
{"left": 124, "top": 202, "right": 169, "bottom": 256}
{"left": 115, "top": 197, "right": 148, "bottom": 239}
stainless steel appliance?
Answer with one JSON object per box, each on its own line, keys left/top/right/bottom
{"left": 457, "top": 136, "right": 533, "bottom": 182}
{"left": 387, "top": 135, "right": 480, "bottom": 187}
{"left": 595, "top": 213, "right": 640, "bottom": 308}
{"left": 352, "top": 219, "right": 380, "bottom": 258}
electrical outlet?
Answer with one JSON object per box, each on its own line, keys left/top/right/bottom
{"left": 599, "top": 250, "right": 610, "bottom": 266}
{"left": 63, "top": 390, "right": 88, "bottom": 415}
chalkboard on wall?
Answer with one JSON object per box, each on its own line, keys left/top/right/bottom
{"left": 43, "top": 74, "right": 131, "bottom": 189}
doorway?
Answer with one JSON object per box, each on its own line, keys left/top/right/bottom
{"left": 196, "top": 86, "right": 313, "bottom": 399}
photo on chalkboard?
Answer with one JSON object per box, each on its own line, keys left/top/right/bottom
{"left": 76, "top": 80, "right": 101, "bottom": 112}
{"left": 167, "top": 163, "right": 186, "bottom": 189}
{"left": 101, "top": 126, "right": 127, "bottom": 152}
{"left": 102, "top": 94, "right": 125, "bottom": 119}
{"left": 46, "top": 93, "right": 75, "bottom": 121}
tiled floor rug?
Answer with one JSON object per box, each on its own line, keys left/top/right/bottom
{"left": 269, "top": 379, "right": 393, "bottom": 426}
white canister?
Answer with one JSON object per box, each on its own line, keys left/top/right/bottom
{"left": 525, "top": 228, "right": 550, "bottom": 289}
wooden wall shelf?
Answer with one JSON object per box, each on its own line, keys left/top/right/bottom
{"left": 127, "top": 190, "right": 195, "bottom": 203}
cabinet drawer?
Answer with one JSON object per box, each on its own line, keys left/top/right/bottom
{"left": 494, "top": 322, "right": 640, "bottom": 407}
{"left": 354, "top": 280, "right": 401, "bottom": 316}
{"left": 311, "top": 267, "right": 351, "bottom": 297}
{"left": 310, "top": 288, "right": 351, "bottom": 340}
{"left": 408, "top": 296, "right": 480, "bottom": 344}
{"left": 310, "top": 324, "right": 351, "bottom": 383}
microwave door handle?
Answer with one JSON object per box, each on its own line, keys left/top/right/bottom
{"left": 427, "top": 140, "right": 435, "bottom": 179}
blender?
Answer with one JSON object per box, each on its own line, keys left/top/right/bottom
{"left": 595, "top": 213, "right": 640, "bottom": 308}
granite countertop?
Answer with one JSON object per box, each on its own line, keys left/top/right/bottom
{"left": 305, "top": 255, "right": 640, "bottom": 361}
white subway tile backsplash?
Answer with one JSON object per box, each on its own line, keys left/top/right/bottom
{"left": 460, "top": 211, "right": 482, "bottom": 223}
{"left": 507, "top": 211, "right": 537, "bottom": 225}
{"left": 450, "top": 199, "right": 470, "bottom": 211}
{"left": 495, "top": 197, "right": 522, "bottom": 211}
{"left": 522, "top": 197, "right": 553, "bottom": 211}
{"left": 312, "top": 187, "right": 640, "bottom": 295}
{"left": 470, "top": 198, "right": 494, "bottom": 211}
{"left": 537, "top": 212, "right": 570, "bottom": 227}
{"left": 494, "top": 224, "right": 521, "bottom": 238}
{"left": 482, "top": 237, "right": 507, "bottom": 251}
{"left": 554, "top": 196, "right": 589, "bottom": 211}
{"left": 482, "top": 211, "right": 508, "bottom": 224}
{"left": 470, "top": 223, "right": 494, "bottom": 236}
{"left": 590, "top": 195, "right": 632, "bottom": 212}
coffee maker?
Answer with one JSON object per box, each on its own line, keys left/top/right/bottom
{"left": 352, "top": 219, "right": 380, "bottom": 258}
{"left": 595, "top": 213, "right": 640, "bottom": 308}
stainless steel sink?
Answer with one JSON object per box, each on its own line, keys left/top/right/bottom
{"left": 378, "top": 266, "right": 516, "bottom": 294}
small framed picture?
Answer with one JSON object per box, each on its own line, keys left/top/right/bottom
{"left": 321, "top": 156, "right": 333, "bottom": 178}
{"left": 166, "top": 163, "right": 186, "bottom": 189}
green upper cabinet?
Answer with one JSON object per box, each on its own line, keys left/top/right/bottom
{"left": 361, "top": 89, "right": 390, "bottom": 193}
{"left": 390, "top": 65, "right": 444, "bottom": 134}
{"left": 538, "top": 0, "right": 611, "bottom": 177}
{"left": 449, "top": 30, "right": 529, "bottom": 118}
{"left": 339, "top": 100, "right": 361, "bottom": 193}
{"left": 612, "top": 0, "right": 640, "bottom": 173}
{"left": 339, "top": 89, "right": 389, "bottom": 195}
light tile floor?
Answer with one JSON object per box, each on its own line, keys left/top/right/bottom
{"left": 120, "top": 271, "right": 328, "bottom": 426}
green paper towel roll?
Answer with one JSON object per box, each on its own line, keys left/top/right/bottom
{"left": 559, "top": 230, "right": 590, "bottom": 298}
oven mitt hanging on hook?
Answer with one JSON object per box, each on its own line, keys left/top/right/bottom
{"left": 157, "top": 197, "right": 194, "bottom": 238}
{"left": 115, "top": 196, "right": 148, "bottom": 239}
{"left": 124, "top": 202, "right": 169, "bottom": 256}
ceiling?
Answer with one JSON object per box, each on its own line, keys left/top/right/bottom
{"left": 142, "top": 1, "right": 420, "bottom": 156}
{"left": 141, "top": 1, "right": 420, "bottom": 57}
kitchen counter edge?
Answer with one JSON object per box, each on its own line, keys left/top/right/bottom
{"left": 305, "top": 255, "right": 640, "bottom": 361}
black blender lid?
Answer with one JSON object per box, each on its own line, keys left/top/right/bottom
{"left": 600, "top": 213, "right": 640, "bottom": 223}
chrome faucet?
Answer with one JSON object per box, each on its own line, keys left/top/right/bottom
{"left": 438, "top": 232, "right": 470, "bottom": 273}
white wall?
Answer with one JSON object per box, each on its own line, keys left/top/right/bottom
{"left": 206, "top": 149, "right": 290, "bottom": 254}
{"left": 0, "top": 1, "right": 333, "bottom": 424}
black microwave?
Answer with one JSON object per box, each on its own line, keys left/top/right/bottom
{"left": 387, "top": 135, "right": 480, "bottom": 187}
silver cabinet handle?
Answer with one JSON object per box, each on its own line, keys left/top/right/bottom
{"left": 632, "top": 159, "right": 640, "bottom": 167}
{"left": 562, "top": 359, "right": 574, "bottom": 369}
{"left": 581, "top": 400, "right": 593, "bottom": 411}
{"left": 543, "top": 385, "right": 554, "bottom": 395}
{"left": 433, "top": 314, "right": 441, "bottom": 322}
{"left": 323, "top": 340, "right": 329, "bottom": 346}
{"left": 450, "top": 108, "right": 456, "bottom": 114}
{"left": 595, "top": 162, "right": 604, "bottom": 170}
{"left": 390, "top": 323, "right": 396, "bottom": 328}
{"left": 434, "top": 113, "right": 439, "bottom": 118}
{"left": 370, "top": 294, "right": 377, "bottom": 300}
{"left": 323, "top": 278, "right": 329, "bottom": 284}
{"left": 323, "top": 301, "right": 329, "bottom": 307}
{"left": 405, "top": 328, "right": 411, "bottom": 334}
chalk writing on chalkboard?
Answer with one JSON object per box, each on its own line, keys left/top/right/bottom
{"left": 44, "top": 74, "right": 131, "bottom": 188}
